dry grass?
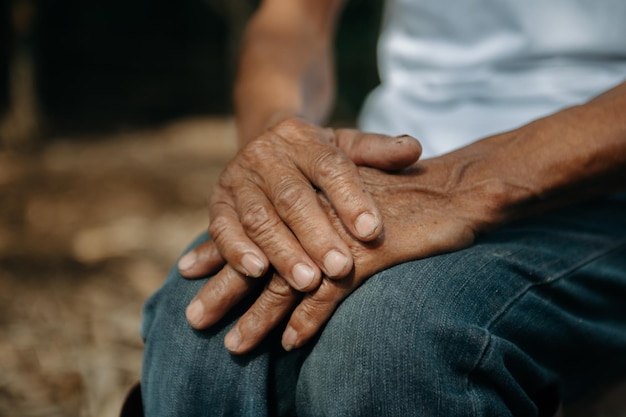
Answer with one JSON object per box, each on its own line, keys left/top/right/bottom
{"left": 0, "top": 117, "right": 237, "bottom": 417}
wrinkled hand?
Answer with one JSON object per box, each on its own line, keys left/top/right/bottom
{"left": 186, "top": 149, "right": 499, "bottom": 354}
{"left": 179, "top": 119, "right": 421, "bottom": 293}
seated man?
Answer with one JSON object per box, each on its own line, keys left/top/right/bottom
{"left": 140, "top": 0, "right": 626, "bottom": 415}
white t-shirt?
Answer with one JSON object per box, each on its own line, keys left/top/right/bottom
{"left": 358, "top": 0, "right": 626, "bottom": 158}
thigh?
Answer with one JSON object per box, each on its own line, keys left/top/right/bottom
{"left": 296, "top": 195, "right": 626, "bottom": 417}
{"left": 141, "top": 234, "right": 291, "bottom": 417}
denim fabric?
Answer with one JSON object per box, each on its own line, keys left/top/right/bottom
{"left": 141, "top": 195, "right": 626, "bottom": 416}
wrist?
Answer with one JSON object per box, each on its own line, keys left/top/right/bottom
{"left": 445, "top": 151, "right": 527, "bottom": 231}
{"left": 447, "top": 100, "right": 626, "bottom": 228}
{"left": 235, "top": 107, "right": 303, "bottom": 147}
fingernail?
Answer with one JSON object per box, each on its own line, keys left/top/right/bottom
{"left": 354, "top": 212, "right": 379, "bottom": 238}
{"left": 186, "top": 299, "right": 204, "bottom": 326}
{"left": 241, "top": 253, "right": 265, "bottom": 277}
{"left": 178, "top": 251, "right": 197, "bottom": 271}
{"left": 323, "top": 250, "right": 349, "bottom": 277}
{"left": 282, "top": 326, "right": 298, "bottom": 351}
{"left": 224, "top": 326, "right": 241, "bottom": 352}
{"left": 292, "top": 264, "right": 316, "bottom": 290}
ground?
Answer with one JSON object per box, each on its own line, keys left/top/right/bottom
{"left": 0, "top": 117, "right": 625, "bottom": 417}
{"left": 0, "top": 117, "right": 236, "bottom": 417}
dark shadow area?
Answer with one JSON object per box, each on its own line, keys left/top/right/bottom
{"left": 35, "top": 0, "right": 231, "bottom": 133}
{"left": 333, "top": 0, "right": 383, "bottom": 122}
{"left": 0, "top": 0, "right": 382, "bottom": 139}
{"left": 0, "top": 1, "right": 10, "bottom": 115}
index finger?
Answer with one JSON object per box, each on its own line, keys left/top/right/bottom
{"left": 268, "top": 120, "right": 384, "bottom": 243}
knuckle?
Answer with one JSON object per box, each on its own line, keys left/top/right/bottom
{"left": 239, "top": 279, "right": 296, "bottom": 332}
{"left": 210, "top": 276, "right": 230, "bottom": 300}
{"left": 217, "top": 171, "right": 233, "bottom": 191}
{"left": 239, "top": 203, "right": 281, "bottom": 238}
{"left": 291, "top": 301, "right": 326, "bottom": 334}
{"left": 242, "top": 138, "right": 274, "bottom": 162}
{"left": 218, "top": 159, "right": 245, "bottom": 189}
{"left": 202, "top": 273, "right": 232, "bottom": 304}
{"left": 270, "top": 118, "right": 331, "bottom": 147}
{"left": 272, "top": 179, "right": 309, "bottom": 214}
{"left": 240, "top": 307, "right": 270, "bottom": 333}
{"left": 265, "top": 276, "right": 296, "bottom": 300}
{"left": 207, "top": 214, "right": 230, "bottom": 241}
{"left": 271, "top": 118, "right": 306, "bottom": 136}
{"left": 209, "top": 184, "right": 233, "bottom": 209}
{"left": 313, "top": 151, "right": 354, "bottom": 184}
{"left": 226, "top": 141, "right": 278, "bottom": 184}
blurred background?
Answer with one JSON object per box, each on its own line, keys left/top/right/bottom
{"left": 0, "top": 0, "right": 382, "bottom": 416}
{"left": 1, "top": 1, "right": 625, "bottom": 416}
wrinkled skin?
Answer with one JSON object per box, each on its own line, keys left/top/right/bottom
{"left": 181, "top": 93, "right": 626, "bottom": 354}
{"left": 184, "top": 146, "right": 498, "bottom": 354}
{"left": 180, "top": 120, "right": 422, "bottom": 293}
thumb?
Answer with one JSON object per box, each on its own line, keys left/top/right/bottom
{"left": 334, "top": 129, "right": 422, "bottom": 170}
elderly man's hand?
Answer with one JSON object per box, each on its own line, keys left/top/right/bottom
{"left": 184, "top": 145, "right": 506, "bottom": 354}
{"left": 178, "top": 120, "right": 421, "bottom": 294}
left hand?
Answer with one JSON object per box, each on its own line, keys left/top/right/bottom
{"left": 186, "top": 148, "right": 502, "bottom": 354}
{"left": 184, "top": 87, "right": 626, "bottom": 353}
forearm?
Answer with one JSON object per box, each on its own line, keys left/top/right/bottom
{"left": 448, "top": 80, "right": 626, "bottom": 229}
{"left": 234, "top": 0, "right": 343, "bottom": 145}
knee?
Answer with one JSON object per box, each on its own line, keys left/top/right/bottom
{"left": 140, "top": 243, "right": 212, "bottom": 414}
{"left": 140, "top": 233, "right": 251, "bottom": 416}
{"left": 296, "top": 239, "right": 569, "bottom": 416}
{"left": 140, "top": 265, "right": 202, "bottom": 345}
{"left": 296, "top": 258, "right": 493, "bottom": 416}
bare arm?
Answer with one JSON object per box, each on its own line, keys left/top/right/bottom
{"left": 186, "top": 79, "right": 626, "bottom": 354}
{"left": 234, "top": 0, "right": 344, "bottom": 144}
{"left": 179, "top": 0, "right": 423, "bottom": 293}
{"left": 463, "top": 79, "right": 626, "bottom": 223}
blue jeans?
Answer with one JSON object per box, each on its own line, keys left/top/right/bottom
{"left": 141, "top": 195, "right": 626, "bottom": 416}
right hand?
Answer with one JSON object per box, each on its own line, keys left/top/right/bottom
{"left": 179, "top": 120, "right": 422, "bottom": 292}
